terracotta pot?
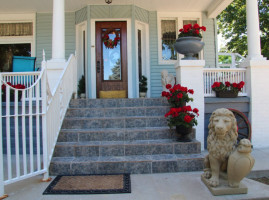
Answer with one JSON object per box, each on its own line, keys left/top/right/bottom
{"left": 175, "top": 125, "right": 192, "bottom": 142}
{"left": 174, "top": 37, "right": 205, "bottom": 60}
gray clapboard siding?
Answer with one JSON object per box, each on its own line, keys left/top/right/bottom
{"left": 202, "top": 13, "right": 216, "bottom": 68}
{"left": 149, "top": 11, "right": 176, "bottom": 97}
{"left": 75, "top": 7, "right": 87, "bottom": 24}
{"left": 36, "top": 12, "right": 75, "bottom": 68}
{"left": 135, "top": 6, "right": 149, "bottom": 23}
{"left": 90, "top": 5, "right": 132, "bottom": 18}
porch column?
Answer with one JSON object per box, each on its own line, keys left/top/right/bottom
{"left": 52, "top": 0, "right": 65, "bottom": 62}
{"left": 47, "top": 0, "right": 66, "bottom": 93}
{"left": 175, "top": 60, "right": 205, "bottom": 150}
{"left": 246, "top": 0, "right": 264, "bottom": 60}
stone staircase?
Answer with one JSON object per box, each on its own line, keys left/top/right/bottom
{"left": 49, "top": 98, "right": 204, "bottom": 175}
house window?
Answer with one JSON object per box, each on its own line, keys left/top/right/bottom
{"left": 0, "top": 23, "right": 33, "bottom": 36}
{"left": 161, "top": 20, "right": 177, "bottom": 61}
{"left": 0, "top": 43, "right": 31, "bottom": 72}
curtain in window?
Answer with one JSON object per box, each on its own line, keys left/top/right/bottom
{"left": 0, "top": 23, "right": 33, "bottom": 36}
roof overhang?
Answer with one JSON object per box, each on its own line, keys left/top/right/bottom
{"left": 0, "top": 0, "right": 233, "bottom": 18}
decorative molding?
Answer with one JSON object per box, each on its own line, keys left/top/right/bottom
{"left": 207, "top": 0, "right": 234, "bottom": 18}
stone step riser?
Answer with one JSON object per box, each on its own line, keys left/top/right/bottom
{"left": 58, "top": 129, "right": 178, "bottom": 142}
{"left": 62, "top": 117, "right": 168, "bottom": 129}
{"left": 65, "top": 107, "right": 169, "bottom": 118}
{"left": 49, "top": 158, "right": 204, "bottom": 175}
{"left": 53, "top": 142, "right": 201, "bottom": 157}
{"left": 69, "top": 98, "right": 169, "bottom": 109}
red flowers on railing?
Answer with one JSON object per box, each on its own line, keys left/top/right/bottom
{"left": 211, "top": 81, "right": 245, "bottom": 92}
{"left": 178, "top": 24, "right": 206, "bottom": 38}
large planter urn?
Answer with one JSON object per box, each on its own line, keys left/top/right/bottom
{"left": 174, "top": 37, "right": 205, "bottom": 60}
{"left": 175, "top": 125, "right": 192, "bottom": 142}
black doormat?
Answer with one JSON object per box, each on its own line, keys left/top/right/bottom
{"left": 43, "top": 174, "right": 131, "bottom": 195}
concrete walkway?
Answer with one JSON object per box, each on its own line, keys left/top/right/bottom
{"left": 3, "top": 147, "right": 269, "bottom": 200}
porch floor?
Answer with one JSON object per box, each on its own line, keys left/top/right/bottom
{"left": 3, "top": 147, "right": 269, "bottom": 200}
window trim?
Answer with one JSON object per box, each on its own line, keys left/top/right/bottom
{"left": 157, "top": 12, "right": 203, "bottom": 65}
{"left": 0, "top": 13, "right": 36, "bottom": 57}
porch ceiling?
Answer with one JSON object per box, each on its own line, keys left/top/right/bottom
{"left": 0, "top": 0, "right": 233, "bottom": 18}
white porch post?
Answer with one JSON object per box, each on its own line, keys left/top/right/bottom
{"left": 246, "top": 0, "right": 263, "bottom": 60}
{"left": 52, "top": 0, "right": 65, "bottom": 62}
{"left": 47, "top": 0, "right": 66, "bottom": 93}
{"left": 242, "top": 0, "right": 269, "bottom": 148}
{"left": 175, "top": 60, "right": 205, "bottom": 150}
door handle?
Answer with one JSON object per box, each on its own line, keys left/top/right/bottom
{"left": 97, "top": 61, "right": 101, "bottom": 73}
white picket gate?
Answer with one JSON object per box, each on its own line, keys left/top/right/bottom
{"left": 0, "top": 53, "right": 77, "bottom": 197}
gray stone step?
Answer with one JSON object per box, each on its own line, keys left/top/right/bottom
{"left": 49, "top": 153, "right": 204, "bottom": 175}
{"left": 58, "top": 127, "right": 182, "bottom": 142}
{"left": 69, "top": 98, "right": 169, "bottom": 108}
{"left": 53, "top": 139, "right": 201, "bottom": 157}
{"left": 61, "top": 116, "right": 168, "bottom": 129}
{"left": 65, "top": 106, "right": 169, "bottom": 118}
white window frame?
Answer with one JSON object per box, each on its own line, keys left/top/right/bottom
{"left": 0, "top": 13, "right": 36, "bottom": 57}
{"left": 157, "top": 12, "right": 203, "bottom": 65}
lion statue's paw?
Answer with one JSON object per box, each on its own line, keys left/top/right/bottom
{"left": 208, "top": 176, "right": 219, "bottom": 187}
{"left": 202, "top": 170, "right": 212, "bottom": 179}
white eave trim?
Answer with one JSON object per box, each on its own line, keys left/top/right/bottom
{"left": 207, "top": 0, "right": 234, "bottom": 18}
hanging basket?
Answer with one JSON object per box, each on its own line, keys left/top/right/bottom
{"left": 215, "top": 91, "right": 238, "bottom": 98}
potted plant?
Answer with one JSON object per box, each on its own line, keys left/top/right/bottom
{"left": 78, "top": 75, "right": 86, "bottom": 98}
{"left": 174, "top": 23, "right": 206, "bottom": 60}
{"left": 165, "top": 106, "right": 199, "bottom": 142}
{"left": 162, "top": 83, "right": 198, "bottom": 142}
{"left": 139, "top": 75, "right": 147, "bottom": 98}
{"left": 211, "top": 81, "right": 245, "bottom": 98}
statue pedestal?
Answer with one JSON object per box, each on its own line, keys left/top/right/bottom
{"left": 201, "top": 175, "right": 248, "bottom": 196}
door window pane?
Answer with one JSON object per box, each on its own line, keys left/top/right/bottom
{"left": 0, "top": 23, "right": 33, "bottom": 36}
{"left": 0, "top": 43, "right": 31, "bottom": 72}
{"left": 161, "top": 20, "right": 177, "bottom": 61}
{"left": 102, "top": 29, "right": 121, "bottom": 81}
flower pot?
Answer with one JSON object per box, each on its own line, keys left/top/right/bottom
{"left": 175, "top": 125, "right": 192, "bottom": 142}
{"left": 215, "top": 90, "right": 238, "bottom": 98}
{"left": 139, "top": 92, "right": 147, "bottom": 98}
{"left": 80, "top": 93, "right": 86, "bottom": 99}
{"left": 174, "top": 37, "right": 205, "bottom": 60}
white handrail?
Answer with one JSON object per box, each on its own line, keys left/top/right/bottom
{"left": 0, "top": 53, "right": 77, "bottom": 195}
{"left": 203, "top": 68, "right": 247, "bottom": 97}
{"left": 44, "top": 54, "right": 77, "bottom": 178}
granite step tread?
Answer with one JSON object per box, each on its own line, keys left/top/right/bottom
{"left": 51, "top": 153, "right": 205, "bottom": 163}
{"left": 60, "top": 127, "right": 171, "bottom": 133}
{"left": 55, "top": 139, "right": 200, "bottom": 146}
{"left": 53, "top": 139, "right": 201, "bottom": 157}
{"left": 65, "top": 106, "right": 169, "bottom": 118}
{"left": 69, "top": 98, "right": 169, "bottom": 108}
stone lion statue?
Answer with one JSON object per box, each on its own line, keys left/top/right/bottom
{"left": 161, "top": 70, "right": 175, "bottom": 92}
{"left": 202, "top": 108, "right": 238, "bottom": 187}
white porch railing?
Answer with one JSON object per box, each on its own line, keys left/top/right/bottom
{"left": 0, "top": 53, "right": 77, "bottom": 196}
{"left": 44, "top": 54, "right": 77, "bottom": 175}
{"left": 203, "top": 68, "right": 247, "bottom": 97}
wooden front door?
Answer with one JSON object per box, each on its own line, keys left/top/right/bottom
{"left": 96, "top": 21, "right": 128, "bottom": 98}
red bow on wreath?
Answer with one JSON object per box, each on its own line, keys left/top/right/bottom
{"left": 102, "top": 30, "right": 120, "bottom": 49}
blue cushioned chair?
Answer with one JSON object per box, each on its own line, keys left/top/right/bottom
{"left": 12, "top": 56, "right": 37, "bottom": 72}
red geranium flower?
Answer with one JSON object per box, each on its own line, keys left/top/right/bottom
{"left": 188, "top": 89, "right": 194, "bottom": 94}
{"left": 184, "top": 115, "right": 192, "bottom": 123}
{"left": 225, "top": 81, "right": 230, "bottom": 87}
{"left": 166, "top": 84, "right": 172, "bottom": 89}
